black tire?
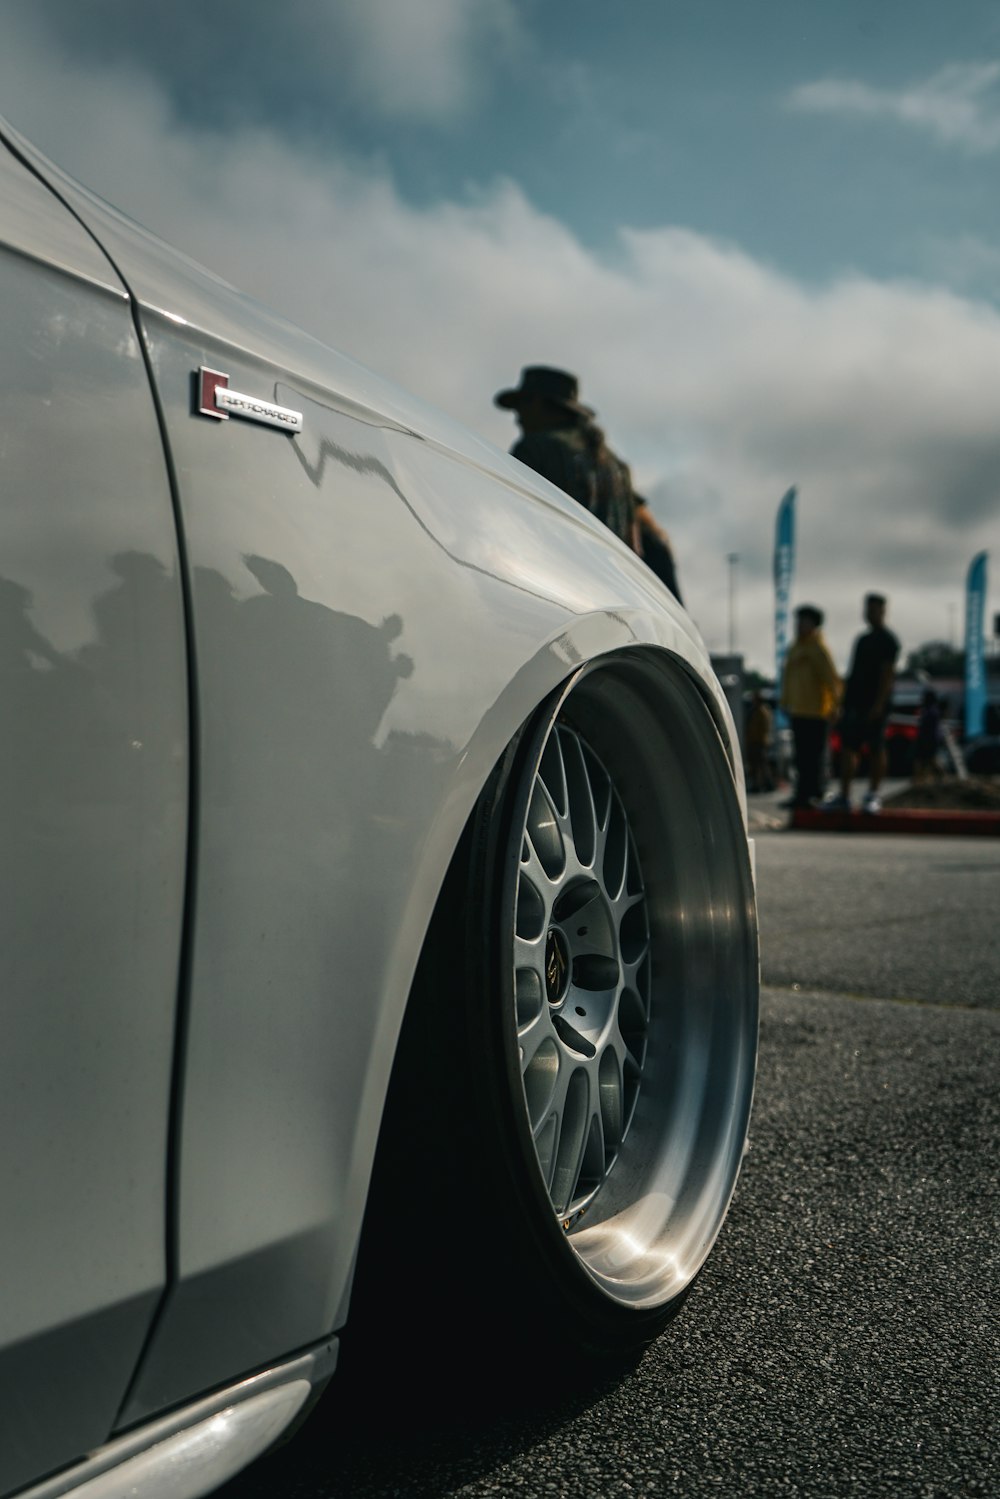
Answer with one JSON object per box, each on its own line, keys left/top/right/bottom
{"left": 344, "top": 652, "right": 758, "bottom": 1389}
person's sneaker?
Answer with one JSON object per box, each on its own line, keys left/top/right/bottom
{"left": 821, "top": 794, "right": 852, "bottom": 812}
{"left": 862, "top": 792, "right": 882, "bottom": 814}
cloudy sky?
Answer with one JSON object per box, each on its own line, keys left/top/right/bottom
{"left": 3, "top": 0, "right": 998, "bottom": 672}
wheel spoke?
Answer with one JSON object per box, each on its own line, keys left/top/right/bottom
{"left": 577, "top": 1110, "right": 608, "bottom": 1196}
{"left": 511, "top": 721, "right": 653, "bottom": 1223}
{"left": 517, "top": 999, "right": 554, "bottom": 1060}
{"left": 521, "top": 1034, "right": 560, "bottom": 1132}
{"left": 525, "top": 778, "right": 565, "bottom": 881}
{"left": 514, "top": 964, "right": 544, "bottom": 1031}
{"left": 614, "top": 882, "right": 649, "bottom": 979}
{"left": 515, "top": 869, "right": 550, "bottom": 948}
{"left": 532, "top": 1114, "right": 559, "bottom": 1191}
{"left": 549, "top": 1067, "right": 591, "bottom": 1216}
{"left": 530, "top": 1049, "right": 581, "bottom": 1196}
{"left": 620, "top": 955, "right": 649, "bottom": 998}
{"left": 560, "top": 727, "right": 599, "bottom": 870}
{"left": 611, "top": 885, "right": 646, "bottom": 922}
{"left": 537, "top": 728, "right": 569, "bottom": 819}
{"left": 600, "top": 796, "right": 629, "bottom": 901}
{"left": 616, "top": 984, "right": 650, "bottom": 1066}
{"left": 513, "top": 926, "right": 544, "bottom": 976}
{"left": 598, "top": 1046, "right": 624, "bottom": 1153}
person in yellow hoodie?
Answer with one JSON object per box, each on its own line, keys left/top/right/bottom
{"left": 780, "top": 604, "right": 842, "bottom": 808}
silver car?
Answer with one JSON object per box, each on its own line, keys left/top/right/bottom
{"left": 0, "top": 119, "right": 759, "bottom": 1499}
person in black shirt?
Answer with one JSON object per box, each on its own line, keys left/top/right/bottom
{"left": 830, "top": 593, "right": 900, "bottom": 813}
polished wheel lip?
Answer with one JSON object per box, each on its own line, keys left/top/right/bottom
{"left": 513, "top": 721, "right": 651, "bottom": 1225}
{"left": 502, "top": 654, "right": 759, "bottom": 1312}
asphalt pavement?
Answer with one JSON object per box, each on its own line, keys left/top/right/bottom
{"left": 756, "top": 829, "right": 1000, "bottom": 1008}
{"left": 219, "top": 824, "right": 999, "bottom": 1498}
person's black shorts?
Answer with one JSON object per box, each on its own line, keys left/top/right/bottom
{"left": 839, "top": 707, "right": 887, "bottom": 753}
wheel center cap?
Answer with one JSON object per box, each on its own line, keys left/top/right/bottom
{"left": 544, "top": 928, "right": 570, "bottom": 1005}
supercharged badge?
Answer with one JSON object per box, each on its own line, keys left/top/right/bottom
{"left": 198, "top": 368, "right": 303, "bottom": 434}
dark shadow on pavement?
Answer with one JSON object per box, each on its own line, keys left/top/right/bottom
{"left": 216, "top": 1345, "right": 645, "bottom": 1498}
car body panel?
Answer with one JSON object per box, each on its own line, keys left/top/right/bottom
{"left": 0, "top": 122, "right": 528, "bottom": 493}
{"left": 0, "top": 133, "right": 122, "bottom": 294}
{"left": 1, "top": 120, "right": 749, "bottom": 1492}
{"left": 0, "top": 141, "right": 188, "bottom": 1492}
{"left": 116, "top": 308, "right": 731, "bottom": 1422}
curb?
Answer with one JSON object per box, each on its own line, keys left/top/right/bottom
{"left": 792, "top": 806, "right": 1000, "bottom": 837}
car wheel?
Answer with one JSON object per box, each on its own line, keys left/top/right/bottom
{"left": 348, "top": 652, "right": 758, "bottom": 1375}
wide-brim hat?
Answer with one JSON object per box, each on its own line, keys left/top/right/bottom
{"left": 494, "top": 365, "right": 594, "bottom": 417}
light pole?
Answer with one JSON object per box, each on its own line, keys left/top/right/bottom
{"left": 727, "top": 552, "right": 740, "bottom": 655}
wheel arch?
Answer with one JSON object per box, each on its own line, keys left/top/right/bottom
{"left": 358, "top": 617, "right": 746, "bottom": 1189}
{"left": 338, "top": 635, "right": 760, "bottom": 1381}
{"left": 346, "top": 630, "right": 757, "bottom": 1319}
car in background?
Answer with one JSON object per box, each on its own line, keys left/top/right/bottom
{"left": 879, "top": 674, "right": 941, "bottom": 779}
{"left": 0, "top": 120, "right": 759, "bottom": 1499}
{"left": 827, "top": 672, "right": 967, "bottom": 779}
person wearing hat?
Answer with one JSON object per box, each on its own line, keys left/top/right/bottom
{"left": 494, "top": 366, "right": 638, "bottom": 551}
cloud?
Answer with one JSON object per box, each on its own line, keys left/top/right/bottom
{"left": 919, "top": 233, "right": 1000, "bottom": 302}
{"left": 20, "top": 0, "right": 524, "bottom": 126}
{"left": 2, "top": 15, "right": 997, "bottom": 671}
{"left": 337, "top": 0, "right": 525, "bottom": 120}
{"left": 787, "top": 63, "right": 1000, "bottom": 154}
